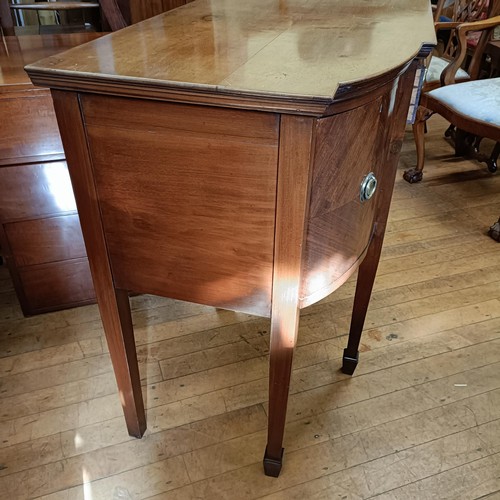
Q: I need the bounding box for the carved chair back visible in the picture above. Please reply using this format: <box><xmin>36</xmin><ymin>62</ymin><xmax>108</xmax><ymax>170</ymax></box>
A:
<box><xmin>435</xmin><ymin>0</ymin><xmax>500</xmax><ymax>84</ymax></box>
<box><xmin>441</xmin><ymin>0</ymin><xmax>490</xmax><ymax>59</ymax></box>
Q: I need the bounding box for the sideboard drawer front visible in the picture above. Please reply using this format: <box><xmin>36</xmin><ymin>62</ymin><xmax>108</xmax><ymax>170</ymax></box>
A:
<box><xmin>0</xmin><ymin>92</ymin><xmax>64</xmax><ymax>164</ymax></box>
<box><xmin>301</xmin><ymin>98</ymin><xmax>386</xmax><ymax>304</ymax></box>
<box><xmin>18</xmin><ymin>258</ymin><xmax>95</xmax><ymax>313</ymax></box>
<box><xmin>0</xmin><ymin>161</ymin><xmax>77</xmax><ymax>222</ymax></box>
<box><xmin>5</xmin><ymin>214</ymin><xmax>86</xmax><ymax>267</ymax></box>
<box><xmin>81</xmin><ymin>96</ymin><xmax>279</xmax><ymax>316</ymax></box>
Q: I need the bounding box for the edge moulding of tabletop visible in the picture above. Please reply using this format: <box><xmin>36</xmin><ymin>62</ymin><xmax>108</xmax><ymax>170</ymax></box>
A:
<box><xmin>25</xmin><ymin>0</ymin><xmax>436</xmax><ymax>478</ymax></box>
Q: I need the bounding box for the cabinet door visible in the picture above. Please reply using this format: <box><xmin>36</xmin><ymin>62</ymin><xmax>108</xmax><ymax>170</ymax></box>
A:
<box><xmin>300</xmin><ymin>95</ymin><xmax>391</xmax><ymax>306</ymax></box>
<box><xmin>80</xmin><ymin>94</ymin><xmax>279</xmax><ymax>316</ymax></box>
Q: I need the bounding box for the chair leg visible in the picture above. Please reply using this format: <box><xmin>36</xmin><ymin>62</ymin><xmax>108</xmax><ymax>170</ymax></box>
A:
<box><xmin>444</xmin><ymin>124</ymin><xmax>455</xmax><ymax>138</ymax></box>
<box><xmin>404</xmin><ymin>106</ymin><xmax>433</xmax><ymax>183</ymax></box>
<box><xmin>454</xmin><ymin>128</ymin><xmax>475</xmax><ymax>157</ymax></box>
<box><xmin>473</xmin><ymin>135</ymin><xmax>483</xmax><ymax>155</ymax></box>
<box><xmin>487</xmin><ymin>142</ymin><xmax>500</xmax><ymax>173</ymax></box>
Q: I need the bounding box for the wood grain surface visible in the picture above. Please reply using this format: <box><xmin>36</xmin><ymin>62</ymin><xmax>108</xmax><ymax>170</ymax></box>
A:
<box><xmin>0</xmin><ymin>116</ymin><xmax>499</xmax><ymax>498</ymax></box>
<box><xmin>300</xmin><ymin>98</ymin><xmax>386</xmax><ymax>306</ymax></box>
<box><xmin>21</xmin><ymin>1</ymin><xmax>436</xmax><ymax>478</ymax></box>
<box><xmin>0</xmin><ymin>162</ymin><xmax>76</xmax><ymax>222</ymax></box>
<box><xmin>0</xmin><ymin>33</ymin><xmax>105</xmax><ymax>88</ymax></box>
<box><xmin>0</xmin><ymin>33</ymin><xmax>104</xmax><ymax>316</ymax></box>
<box><xmin>4</xmin><ymin>215</ymin><xmax>86</xmax><ymax>268</ymax></box>
<box><xmin>343</xmin><ymin>61</ymin><xmax>420</xmax><ymax>374</ymax></box>
<box><xmin>25</xmin><ymin>0</ymin><xmax>435</xmax><ymax>113</ymax></box>
<box><xmin>51</xmin><ymin>90</ymin><xmax>146</xmax><ymax>438</ymax></box>
<box><xmin>82</xmin><ymin>94</ymin><xmax>278</xmax><ymax>317</ymax></box>
<box><xmin>0</xmin><ymin>94</ymin><xmax>63</xmax><ymax>165</ymax></box>
<box><xmin>17</xmin><ymin>258</ymin><xmax>94</xmax><ymax>311</ymax></box>
<box><xmin>265</xmin><ymin>114</ymin><xmax>314</xmax><ymax>474</ymax></box>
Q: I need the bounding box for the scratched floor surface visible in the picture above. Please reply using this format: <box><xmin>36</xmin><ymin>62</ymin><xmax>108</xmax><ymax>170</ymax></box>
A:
<box><xmin>1</xmin><ymin>115</ymin><xmax>500</xmax><ymax>499</ymax></box>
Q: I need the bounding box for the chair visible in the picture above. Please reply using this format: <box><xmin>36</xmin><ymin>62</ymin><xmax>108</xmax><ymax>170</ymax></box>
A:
<box><xmin>433</xmin><ymin>0</ymin><xmax>485</xmax><ymax>57</ymax></box>
<box><xmin>416</xmin><ymin>76</ymin><xmax>500</xmax><ymax>239</ymax></box>
<box><xmin>404</xmin><ymin>11</ymin><xmax>500</xmax><ymax>183</ymax></box>
<box><xmin>427</xmin><ymin>0</ymin><xmax>493</xmax><ymax>89</ymax></box>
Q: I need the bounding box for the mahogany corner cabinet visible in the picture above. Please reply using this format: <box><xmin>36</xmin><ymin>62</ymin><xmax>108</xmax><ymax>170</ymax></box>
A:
<box><xmin>26</xmin><ymin>0</ymin><xmax>435</xmax><ymax>477</ymax></box>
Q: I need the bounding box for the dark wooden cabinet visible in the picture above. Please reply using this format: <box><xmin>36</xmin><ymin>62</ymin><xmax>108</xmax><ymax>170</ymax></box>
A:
<box><xmin>0</xmin><ymin>34</ymin><xmax>100</xmax><ymax>315</ymax></box>
<box><xmin>116</xmin><ymin>0</ymin><xmax>193</xmax><ymax>24</ymax></box>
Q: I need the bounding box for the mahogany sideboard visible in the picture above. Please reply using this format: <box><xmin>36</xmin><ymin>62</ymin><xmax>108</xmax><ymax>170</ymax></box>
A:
<box><xmin>0</xmin><ymin>33</ymin><xmax>102</xmax><ymax>315</ymax></box>
<box><xmin>26</xmin><ymin>0</ymin><xmax>435</xmax><ymax>476</ymax></box>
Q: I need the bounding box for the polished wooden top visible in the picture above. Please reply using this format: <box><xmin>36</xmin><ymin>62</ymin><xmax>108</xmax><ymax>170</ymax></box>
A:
<box><xmin>26</xmin><ymin>0</ymin><xmax>435</xmax><ymax>112</ymax></box>
<box><xmin>0</xmin><ymin>33</ymin><xmax>103</xmax><ymax>91</ymax></box>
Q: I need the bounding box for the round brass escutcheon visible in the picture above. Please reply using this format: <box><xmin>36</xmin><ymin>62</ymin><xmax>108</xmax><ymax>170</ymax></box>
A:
<box><xmin>360</xmin><ymin>172</ymin><xmax>377</xmax><ymax>203</ymax></box>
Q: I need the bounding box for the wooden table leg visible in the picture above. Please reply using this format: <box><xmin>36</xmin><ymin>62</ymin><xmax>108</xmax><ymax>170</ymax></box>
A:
<box><xmin>264</xmin><ymin>299</ymin><xmax>300</xmax><ymax>477</ymax></box>
<box><xmin>51</xmin><ymin>90</ymin><xmax>146</xmax><ymax>438</ymax></box>
<box><xmin>342</xmin><ymin>227</ymin><xmax>384</xmax><ymax>375</ymax></box>
<box><xmin>263</xmin><ymin>114</ymin><xmax>314</xmax><ymax>476</ymax></box>
<box><xmin>344</xmin><ymin>62</ymin><xmax>420</xmax><ymax>375</ymax></box>
<box><xmin>103</xmin><ymin>288</ymin><xmax>146</xmax><ymax>437</ymax></box>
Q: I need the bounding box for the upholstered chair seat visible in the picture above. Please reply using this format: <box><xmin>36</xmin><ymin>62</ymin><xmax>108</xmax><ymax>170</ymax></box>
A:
<box><xmin>404</xmin><ymin>75</ymin><xmax>500</xmax><ymax>186</ymax></box>
<box><xmin>427</xmin><ymin>77</ymin><xmax>500</xmax><ymax>126</ymax></box>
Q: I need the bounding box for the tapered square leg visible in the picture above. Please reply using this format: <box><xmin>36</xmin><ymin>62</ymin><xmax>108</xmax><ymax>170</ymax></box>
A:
<box><xmin>343</xmin><ymin>232</ymin><xmax>383</xmax><ymax>377</ymax></box>
<box><xmin>107</xmin><ymin>288</ymin><xmax>146</xmax><ymax>438</ymax></box>
<box><xmin>345</xmin><ymin>62</ymin><xmax>420</xmax><ymax>376</ymax></box>
<box><xmin>264</xmin><ymin>296</ymin><xmax>300</xmax><ymax>477</ymax></box>
<box><xmin>264</xmin><ymin>114</ymin><xmax>314</xmax><ymax>477</ymax></box>
<box><xmin>51</xmin><ymin>90</ymin><xmax>146</xmax><ymax>439</ymax></box>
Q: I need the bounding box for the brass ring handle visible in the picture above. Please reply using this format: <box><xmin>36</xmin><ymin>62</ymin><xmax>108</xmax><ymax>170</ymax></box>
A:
<box><xmin>360</xmin><ymin>172</ymin><xmax>377</xmax><ymax>203</ymax></box>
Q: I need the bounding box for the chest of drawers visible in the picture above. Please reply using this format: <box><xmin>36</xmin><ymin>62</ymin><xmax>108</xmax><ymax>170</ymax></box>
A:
<box><xmin>0</xmin><ymin>34</ymin><xmax>101</xmax><ymax>314</ymax></box>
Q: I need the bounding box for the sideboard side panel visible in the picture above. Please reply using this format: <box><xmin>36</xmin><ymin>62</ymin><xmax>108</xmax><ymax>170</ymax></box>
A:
<box><xmin>81</xmin><ymin>95</ymin><xmax>279</xmax><ymax>317</ymax></box>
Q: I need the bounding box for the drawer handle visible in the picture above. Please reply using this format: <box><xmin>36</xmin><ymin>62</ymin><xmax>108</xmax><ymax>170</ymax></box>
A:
<box><xmin>360</xmin><ymin>172</ymin><xmax>377</xmax><ymax>203</ymax></box>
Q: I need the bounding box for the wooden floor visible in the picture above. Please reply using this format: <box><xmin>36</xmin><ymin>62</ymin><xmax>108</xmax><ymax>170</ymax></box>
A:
<box><xmin>1</xmin><ymin>116</ymin><xmax>500</xmax><ymax>500</ymax></box>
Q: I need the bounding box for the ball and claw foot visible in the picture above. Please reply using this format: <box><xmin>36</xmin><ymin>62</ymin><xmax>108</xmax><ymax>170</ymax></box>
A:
<box><xmin>263</xmin><ymin>447</ymin><xmax>284</xmax><ymax>477</ymax></box>
<box><xmin>444</xmin><ymin>124</ymin><xmax>455</xmax><ymax>138</ymax></box>
<box><xmin>342</xmin><ymin>349</ymin><xmax>359</xmax><ymax>375</ymax></box>
<box><xmin>403</xmin><ymin>168</ymin><xmax>423</xmax><ymax>184</ymax></box>
<box><xmin>489</xmin><ymin>218</ymin><xmax>500</xmax><ymax>242</ymax></box>
<box><xmin>487</xmin><ymin>158</ymin><xmax>497</xmax><ymax>174</ymax></box>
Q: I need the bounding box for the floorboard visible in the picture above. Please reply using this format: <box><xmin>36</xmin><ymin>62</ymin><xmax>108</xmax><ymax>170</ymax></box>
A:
<box><xmin>0</xmin><ymin>116</ymin><xmax>499</xmax><ymax>499</ymax></box>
